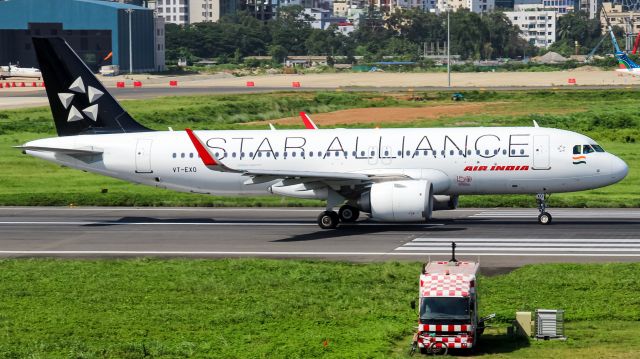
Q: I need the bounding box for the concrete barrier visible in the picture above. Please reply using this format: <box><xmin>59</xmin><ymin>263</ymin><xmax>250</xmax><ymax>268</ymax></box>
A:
<box><xmin>169</xmin><ymin>80</ymin><xmax>178</xmax><ymax>87</ymax></box>
<box><xmin>292</xmin><ymin>81</ymin><xmax>301</xmax><ymax>88</ymax></box>
<box><xmin>133</xmin><ymin>81</ymin><xmax>142</xmax><ymax>88</ymax></box>
<box><xmin>246</xmin><ymin>81</ymin><xmax>255</xmax><ymax>87</ymax></box>
<box><xmin>116</xmin><ymin>81</ymin><xmax>125</xmax><ymax>88</ymax></box>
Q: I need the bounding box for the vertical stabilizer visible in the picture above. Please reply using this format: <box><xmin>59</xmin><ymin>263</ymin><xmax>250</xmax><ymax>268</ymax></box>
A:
<box><xmin>32</xmin><ymin>37</ymin><xmax>152</xmax><ymax>136</ymax></box>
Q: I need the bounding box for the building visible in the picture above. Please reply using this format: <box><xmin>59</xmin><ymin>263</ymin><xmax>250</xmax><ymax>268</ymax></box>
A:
<box><xmin>435</xmin><ymin>0</ymin><xmax>495</xmax><ymax>13</ymax></box>
<box><xmin>0</xmin><ymin>0</ymin><xmax>165</xmax><ymax>72</ymax></box>
<box><xmin>505</xmin><ymin>5</ymin><xmax>557</xmax><ymax>47</ymax></box>
<box><xmin>156</xmin><ymin>0</ymin><xmax>189</xmax><ymax>24</ymax></box>
<box><xmin>514</xmin><ymin>0</ymin><xmax>573</xmax><ymax>13</ymax></box>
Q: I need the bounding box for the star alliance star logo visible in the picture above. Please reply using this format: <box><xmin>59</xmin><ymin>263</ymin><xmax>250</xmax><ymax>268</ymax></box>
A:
<box><xmin>57</xmin><ymin>77</ymin><xmax>103</xmax><ymax>123</ymax></box>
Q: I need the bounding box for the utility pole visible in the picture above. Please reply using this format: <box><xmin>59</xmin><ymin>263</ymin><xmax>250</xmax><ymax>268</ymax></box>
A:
<box><xmin>125</xmin><ymin>8</ymin><xmax>134</xmax><ymax>74</ymax></box>
<box><xmin>447</xmin><ymin>10</ymin><xmax>451</xmax><ymax>87</ymax></box>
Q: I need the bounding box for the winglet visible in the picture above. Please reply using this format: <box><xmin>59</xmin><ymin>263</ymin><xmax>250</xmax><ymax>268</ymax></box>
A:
<box><xmin>185</xmin><ymin>128</ymin><xmax>217</xmax><ymax>166</ymax></box>
<box><xmin>269</xmin><ymin>123</ymin><xmax>276</xmax><ymax>131</ymax></box>
<box><xmin>299</xmin><ymin>111</ymin><xmax>318</xmax><ymax>129</ymax></box>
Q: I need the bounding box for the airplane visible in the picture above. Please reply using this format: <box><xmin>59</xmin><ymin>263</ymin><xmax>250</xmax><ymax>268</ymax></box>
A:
<box><xmin>19</xmin><ymin>38</ymin><xmax>629</xmax><ymax>229</ymax></box>
<box><xmin>608</xmin><ymin>26</ymin><xmax>640</xmax><ymax>73</ymax></box>
<box><xmin>0</xmin><ymin>64</ymin><xmax>42</xmax><ymax>80</ymax></box>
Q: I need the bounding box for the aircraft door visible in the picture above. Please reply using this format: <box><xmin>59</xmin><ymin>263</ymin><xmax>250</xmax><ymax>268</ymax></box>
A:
<box><xmin>135</xmin><ymin>139</ymin><xmax>153</xmax><ymax>173</ymax></box>
<box><xmin>532</xmin><ymin>135</ymin><xmax>550</xmax><ymax>170</ymax></box>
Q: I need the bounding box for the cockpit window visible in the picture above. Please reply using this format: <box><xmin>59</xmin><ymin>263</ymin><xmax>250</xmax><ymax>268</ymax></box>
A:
<box><xmin>573</xmin><ymin>145</ymin><xmax>582</xmax><ymax>155</ymax></box>
<box><xmin>592</xmin><ymin>144</ymin><xmax>605</xmax><ymax>153</ymax></box>
<box><xmin>582</xmin><ymin>145</ymin><xmax>595</xmax><ymax>154</ymax></box>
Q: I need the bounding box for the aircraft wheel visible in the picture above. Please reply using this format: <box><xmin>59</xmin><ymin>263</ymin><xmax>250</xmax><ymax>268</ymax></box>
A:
<box><xmin>538</xmin><ymin>212</ymin><xmax>552</xmax><ymax>225</ymax></box>
<box><xmin>317</xmin><ymin>211</ymin><xmax>339</xmax><ymax>229</ymax></box>
<box><xmin>338</xmin><ymin>205</ymin><xmax>360</xmax><ymax>222</ymax></box>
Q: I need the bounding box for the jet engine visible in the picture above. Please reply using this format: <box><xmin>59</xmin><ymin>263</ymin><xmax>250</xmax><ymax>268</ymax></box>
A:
<box><xmin>432</xmin><ymin>195</ymin><xmax>459</xmax><ymax>211</ymax></box>
<box><xmin>358</xmin><ymin>180</ymin><xmax>433</xmax><ymax>222</ymax></box>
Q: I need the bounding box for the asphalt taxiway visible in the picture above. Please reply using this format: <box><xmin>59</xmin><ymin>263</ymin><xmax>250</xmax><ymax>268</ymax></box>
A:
<box><xmin>0</xmin><ymin>207</ymin><xmax>638</xmax><ymax>268</ymax></box>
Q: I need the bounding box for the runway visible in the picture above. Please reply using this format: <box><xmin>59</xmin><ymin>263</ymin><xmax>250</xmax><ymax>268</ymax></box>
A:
<box><xmin>0</xmin><ymin>207</ymin><xmax>638</xmax><ymax>268</ymax></box>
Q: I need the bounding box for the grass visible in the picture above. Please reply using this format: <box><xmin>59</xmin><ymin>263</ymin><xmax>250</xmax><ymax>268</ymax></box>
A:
<box><xmin>0</xmin><ymin>89</ymin><xmax>638</xmax><ymax>207</ymax></box>
<box><xmin>1</xmin><ymin>259</ymin><xmax>640</xmax><ymax>358</ymax></box>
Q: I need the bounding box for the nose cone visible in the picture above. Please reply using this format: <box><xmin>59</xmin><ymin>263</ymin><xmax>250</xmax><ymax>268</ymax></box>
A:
<box><xmin>610</xmin><ymin>155</ymin><xmax>629</xmax><ymax>183</ymax></box>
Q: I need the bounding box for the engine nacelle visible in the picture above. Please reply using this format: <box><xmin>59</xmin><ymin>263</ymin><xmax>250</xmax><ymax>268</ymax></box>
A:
<box><xmin>359</xmin><ymin>180</ymin><xmax>433</xmax><ymax>222</ymax></box>
<box><xmin>433</xmin><ymin>195</ymin><xmax>459</xmax><ymax>211</ymax></box>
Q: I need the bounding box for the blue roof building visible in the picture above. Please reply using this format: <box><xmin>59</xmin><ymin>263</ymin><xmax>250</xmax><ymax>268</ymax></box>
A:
<box><xmin>0</xmin><ymin>0</ymin><xmax>165</xmax><ymax>72</ymax></box>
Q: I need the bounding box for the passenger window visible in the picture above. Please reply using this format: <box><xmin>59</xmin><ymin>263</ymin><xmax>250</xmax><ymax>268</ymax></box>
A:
<box><xmin>583</xmin><ymin>145</ymin><xmax>594</xmax><ymax>154</ymax></box>
<box><xmin>406</xmin><ymin>150</ymin><xmax>411</xmax><ymax>156</ymax></box>
<box><xmin>309</xmin><ymin>152</ymin><xmax>313</xmax><ymax>157</ymax></box>
<box><xmin>468</xmin><ymin>150</ymin><xmax>472</xmax><ymax>155</ymax></box>
<box><xmin>335</xmin><ymin>152</ymin><xmax>340</xmax><ymax>157</ymax></box>
<box><xmin>485</xmin><ymin>150</ymin><xmax>489</xmax><ymax>155</ymax></box>
<box><xmin>502</xmin><ymin>149</ymin><xmax>506</xmax><ymax>155</ymax></box>
<box><xmin>384</xmin><ymin>151</ymin><xmax>389</xmax><ymax>156</ymax></box>
<box><xmin>361</xmin><ymin>151</ymin><xmax>366</xmax><ymax>156</ymax></box>
<box><xmin>172</xmin><ymin>153</ymin><xmax>176</xmax><ymax>158</ymax></box>
<box><xmin>573</xmin><ymin>145</ymin><xmax>582</xmax><ymax>154</ymax></box>
<box><xmin>450</xmin><ymin>150</ymin><xmax>454</xmax><ymax>155</ymax></box>
<box><xmin>317</xmin><ymin>151</ymin><xmax>322</xmax><ymax>157</ymax></box>
<box><xmin>232</xmin><ymin>152</ymin><xmax>236</xmax><ymax>158</ymax></box>
<box><xmin>266</xmin><ymin>152</ymin><xmax>271</xmax><ymax>157</ymax></box>
<box><xmin>292</xmin><ymin>152</ymin><xmax>296</xmax><ymax>157</ymax></box>
<box><xmin>257</xmin><ymin>152</ymin><xmax>262</xmax><ymax>158</ymax></box>
<box><xmin>181</xmin><ymin>153</ymin><xmax>185</xmax><ymax>158</ymax></box>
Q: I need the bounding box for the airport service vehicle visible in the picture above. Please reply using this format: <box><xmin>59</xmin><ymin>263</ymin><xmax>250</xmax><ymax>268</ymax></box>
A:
<box><xmin>19</xmin><ymin>38</ymin><xmax>629</xmax><ymax>229</ymax></box>
<box><xmin>410</xmin><ymin>246</ymin><xmax>492</xmax><ymax>355</ymax></box>
<box><xmin>0</xmin><ymin>64</ymin><xmax>42</xmax><ymax>80</ymax></box>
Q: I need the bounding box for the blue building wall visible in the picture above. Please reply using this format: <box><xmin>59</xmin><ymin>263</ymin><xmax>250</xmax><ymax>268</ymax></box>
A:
<box><xmin>0</xmin><ymin>0</ymin><xmax>154</xmax><ymax>70</ymax></box>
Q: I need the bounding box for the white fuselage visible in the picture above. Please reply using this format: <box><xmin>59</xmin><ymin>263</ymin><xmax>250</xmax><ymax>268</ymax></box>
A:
<box><xmin>25</xmin><ymin>127</ymin><xmax>628</xmax><ymax>198</ymax></box>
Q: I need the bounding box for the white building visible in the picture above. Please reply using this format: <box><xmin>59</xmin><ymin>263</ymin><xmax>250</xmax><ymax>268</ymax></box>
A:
<box><xmin>435</xmin><ymin>0</ymin><xmax>495</xmax><ymax>13</ymax></box>
<box><xmin>303</xmin><ymin>8</ymin><xmax>348</xmax><ymax>30</ymax></box>
<box><xmin>505</xmin><ymin>6</ymin><xmax>557</xmax><ymax>47</ymax></box>
<box><xmin>156</xmin><ymin>0</ymin><xmax>189</xmax><ymax>24</ymax></box>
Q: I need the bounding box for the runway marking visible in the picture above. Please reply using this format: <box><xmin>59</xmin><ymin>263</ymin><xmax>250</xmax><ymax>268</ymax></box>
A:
<box><xmin>470</xmin><ymin>210</ymin><xmax>640</xmax><ymax>219</ymax></box>
<box><xmin>0</xmin><ymin>207</ymin><xmax>322</xmax><ymax>212</ymax></box>
<box><xmin>0</xmin><ymin>221</ymin><xmax>444</xmax><ymax>227</ymax></box>
<box><xmin>1</xmin><ymin>250</ymin><xmax>640</xmax><ymax>257</ymax></box>
<box><xmin>395</xmin><ymin>237</ymin><xmax>640</xmax><ymax>255</ymax></box>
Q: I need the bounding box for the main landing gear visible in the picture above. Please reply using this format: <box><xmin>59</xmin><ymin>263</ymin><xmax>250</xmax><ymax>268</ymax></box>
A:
<box><xmin>317</xmin><ymin>205</ymin><xmax>360</xmax><ymax>229</ymax></box>
<box><xmin>536</xmin><ymin>193</ymin><xmax>552</xmax><ymax>225</ymax></box>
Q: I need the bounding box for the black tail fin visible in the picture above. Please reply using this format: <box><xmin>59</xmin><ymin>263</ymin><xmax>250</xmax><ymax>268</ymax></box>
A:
<box><xmin>32</xmin><ymin>37</ymin><xmax>152</xmax><ymax>136</ymax></box>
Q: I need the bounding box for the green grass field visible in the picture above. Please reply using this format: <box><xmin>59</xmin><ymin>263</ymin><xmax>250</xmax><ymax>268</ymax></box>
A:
<box><xmin>1</xmin><ymin>259</ymin><xmax>639</xmax><ymax>358</ymax></box>
<box><xmin>0</xmin><ymin>89</ymin><xmax>638</xmax><ymax>207</ymax></box>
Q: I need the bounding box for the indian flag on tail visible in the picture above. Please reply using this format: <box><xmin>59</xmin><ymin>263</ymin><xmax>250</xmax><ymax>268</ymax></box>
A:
<box><xmin>572</xmin><ymin>155</ymin><xmax>586</xmax><ymax>165</ymax></box>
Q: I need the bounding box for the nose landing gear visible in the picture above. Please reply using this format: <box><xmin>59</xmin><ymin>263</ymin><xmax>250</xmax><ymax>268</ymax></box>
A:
<box><xmin>536</xmin><ymin>193</ymin><xmax>552</xmax><ymax>225</ymax></box>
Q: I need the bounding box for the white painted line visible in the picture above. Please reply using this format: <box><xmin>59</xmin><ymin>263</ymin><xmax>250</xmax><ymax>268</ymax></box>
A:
<box><xmin>0</xmin><ymin>207</ymin><xmax>322</xmax><ymax>212</ymax></box>
<box><xmin>0</xmin><ymin>250</ymin><xmax>640</xmax><ymax>257</ymax></box>
<box><xmin>403</xmin><ymin>242</ymin><xmax>640</xmax><ymax>247</ymax></box>
<box><xmin>411</xmin><ymin>238</ymin><xmax>640</xmax><ymax>243</ymax></box>
<box><xmin>0</xmin><ymin>221</ymin><xmax>317</xmax><ymax>226</ymax></box>
<box><xmin>395</xmin><ymin>247</ymin><xmax>640</xmax><ymax>252</ymax></box>
<box><xmin>0</xmin><ymin>221</ymin><xmax>444</xmax><ymax>227</ymax></box>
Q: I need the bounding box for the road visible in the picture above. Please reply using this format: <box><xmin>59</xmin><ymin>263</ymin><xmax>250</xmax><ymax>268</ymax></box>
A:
<box><xmin>0</xmin><ymin>207</ymin><xmax>638</xmax><ymax>268</ymax></box>
<box><xmin>2</xmin><ymin>85</ymin><xmax>640</xmax><ymax>109</ymax></box>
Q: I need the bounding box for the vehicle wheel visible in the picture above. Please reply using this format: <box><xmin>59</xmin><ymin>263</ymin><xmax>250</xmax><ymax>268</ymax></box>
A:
<box><xmin>429</xmin><ymin>342</ymin><xmax>448</xmax><ymax>356</ymax></box>
<box><xmin>338</xmin><ymin>205</ymin><xmax>360</xmax><ymax>222</ymax></box>
<box><xmin>538</xmin><ymin>212</ymin><xmax>552</xmax><ymax>225</ymax></box>
<box><xmin>317</xmin><ymin>211</ymin><xmax>339</xmax><ymax>229</ymax></box>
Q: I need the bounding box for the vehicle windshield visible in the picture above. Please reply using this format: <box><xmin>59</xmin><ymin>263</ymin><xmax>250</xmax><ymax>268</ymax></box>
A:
<box><xmin>591</xmin><ymin>144</ymin><xmax>605</xmax><ymax>153</ymax></box>
<box><xmin>420</xmin><ymin>297</ymin><xmax>470</xmax><ymax>321</ymax></box>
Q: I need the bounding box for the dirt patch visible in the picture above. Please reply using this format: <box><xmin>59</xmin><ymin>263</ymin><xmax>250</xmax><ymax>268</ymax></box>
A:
<box><xmin>248</xmin><ymin>103</ymin><xmax>491</xmax><ymax>127</ymax></box>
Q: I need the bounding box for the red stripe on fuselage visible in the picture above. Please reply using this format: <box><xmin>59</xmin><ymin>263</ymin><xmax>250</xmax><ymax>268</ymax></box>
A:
<box><xmin>185</xmin><ymin>128</ymin><xmax>217</xmax><ymax>166</ymax></box>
